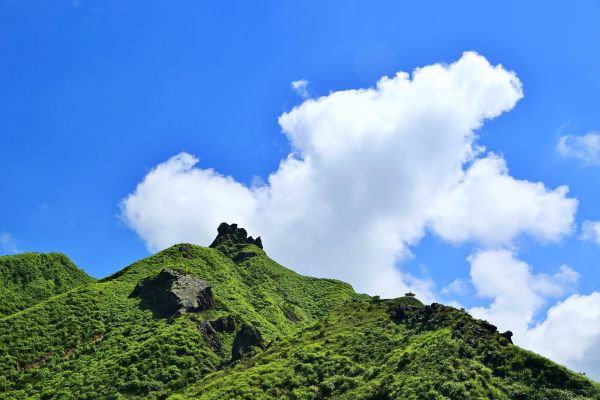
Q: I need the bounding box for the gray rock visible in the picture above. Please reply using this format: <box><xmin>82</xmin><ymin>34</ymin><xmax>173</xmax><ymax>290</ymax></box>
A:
<box><xmin>130</xmin><ymin>269</ymin><xmax>214</xmax><ymax>318</ymax></box>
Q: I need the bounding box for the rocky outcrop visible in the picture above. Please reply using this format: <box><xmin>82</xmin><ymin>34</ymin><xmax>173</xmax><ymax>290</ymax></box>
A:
<box><xmin>391</xmin><ymin>301</ymin><xmax>513</xmax><ymax>347</ymax></box>
<box><xmin>210</xmin><ymin>222</ymin><xmax>263</xmax><ymax>249</ymax></box>
<box><xmin>198</xmin><ymin>315</ymin><xmax>238</xmax><ymax>355</ymax></box>
<box><xmin>130</xmin><ymin>269</ymin><xmax>214</xmax><ymax>318</ymax></box>
<box><xmin>232</xmin><ymin>324</ymin><xmax>264</xmax><ymax>361</ymax></box>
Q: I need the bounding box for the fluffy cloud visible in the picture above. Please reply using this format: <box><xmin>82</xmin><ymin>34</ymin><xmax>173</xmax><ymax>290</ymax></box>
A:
<box><xmin>430</xmin><ymin>155</ymin><xmax>576</xmax><ymax>245</ymax></box>
<box><xmin>527</xmin><ymin>293</ymin><xmax>600</xmax><ymax>379</ymax></box>
<box><xmin>557</xmin><ymin>132</ymin><xmax>600</xmax><ymax>165</ymax></box>
<box><xmin>121</xmin><ymin>52</ymin><xmax>576</xmax><ymax>300</ymax></box>
<box><xmin>0</xmin><ymin>232</ymin><xmax>18</xmax><ymax>254</ymax></box>
<box><xmin>581</xmin><ymin>220</ymin><xmax>600</xmax><ymax>246</ymax></box>
<box><xmin>466</xmin><ymin>250</ymin><xmax>600</xmax><ymax>379</ymax></box>
<box><xmin>469</xmin><ymin>250</ymin><xmax>578</xmax><ymax>334</ymax></box>
<box><xmin>291</xmin><ymin>79</ymin><xmax>310</xmax><ymax>98</ymax></box>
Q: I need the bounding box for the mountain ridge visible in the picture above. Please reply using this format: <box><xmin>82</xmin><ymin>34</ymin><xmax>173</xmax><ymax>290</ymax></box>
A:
<box><xmin>0</xmin><ymin>223</ymin><xmax>598</xmax><ymax>399</ymax></box>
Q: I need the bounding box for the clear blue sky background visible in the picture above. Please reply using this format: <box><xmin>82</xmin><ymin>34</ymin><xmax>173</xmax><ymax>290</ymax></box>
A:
<box><xmin>1</xmin><ymin>1</ymin><xmax>600</xmax><ymax>306</ymax></box>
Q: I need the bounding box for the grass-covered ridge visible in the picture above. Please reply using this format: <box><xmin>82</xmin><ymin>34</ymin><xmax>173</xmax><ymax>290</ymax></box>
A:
<box><xmin>0</xmin><ymin>223</ymin><xmax>598</xmax><ymax>399</ymax></box>
<box><xmin>0</xmin><ymin>252</ymin><xmax>94</xmax><ymax>318</ymax></box>
<box><xmin>174</xmin><ymin>298</ymin><xmax>600</xmax><ymax>400</ymax></box>
<box><xmin>0</xmin><ymin>234</ymin><xmax>358</xmax><ymax>399</ymax></box>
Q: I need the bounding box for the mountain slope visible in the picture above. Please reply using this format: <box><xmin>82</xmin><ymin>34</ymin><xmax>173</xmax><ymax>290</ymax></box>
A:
<box><xmin>174</xmin><ymin>297</ymin><xmax>600</xmax><ymax>399</ymax></box>
<box><xmin>0</xmin><ymin>223</ymin><xmax>598</xmax><ymax>399</ymax></box>
<box><xmin>0</xmin><ymin>252</ymin><xmax>94</xmax><ymax>318</ymax></box>
<box><xmin>0</xmin><ymin>224</ymin><xmax>358</xmax><ymax>399</ymax></box>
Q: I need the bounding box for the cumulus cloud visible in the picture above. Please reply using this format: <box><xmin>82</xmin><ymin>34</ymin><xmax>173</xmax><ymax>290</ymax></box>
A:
<box><xmin>581</xmin><ymin>220</ymin><xmax>600</xmax><ymax>246</ymax></box>
<box><xmin>469</xmin><ymin>250</ymin><xmax>578</xmax><ymax>333</ymax></box>
<box><xmin>0</xmin><ymin>232</ymin><xmax>18</xmax><ymax>254</ymax></box>
<box><xmin>430</xmin><ymin>155</ymin><xmax>576</xmax><ymax>245</ymax></box>
<box><xmin>557</xmin><ymin>132</ymin><xmax>600</xmax><ymax>165</ymax></box>
<box><xmin>527</xmin><ymin>293</ymin><xmax>600</xmax><ymax>379</ymax></box>
<box><xmin>465</xmin><ymin>250</ymin><xmax>600</xmax><ymax>379</ymax></box>
<box><xmin>291</xmin><ymin>79</ymin><xmax>310</xmax><ymax>98</ymax></box>
<box><xmin>121</xmin><ymin>52</ymin><xmax>576</xmax><ymax>301</ymax></box>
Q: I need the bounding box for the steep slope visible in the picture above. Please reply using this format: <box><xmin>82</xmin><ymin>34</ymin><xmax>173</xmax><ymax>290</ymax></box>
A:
<box><xmin>0</xmin><ymin>252</ymin><xmax>94</xmax><ymax>318</ymax></box>
<box><xmin>0</xmin><ymin>224</ymin><xmax>358</xmax><ymax>399</ymax></box>
<box><xmin>174</xmin><ymin>297</ymin><xmax>600</xmax><ymax>400</ymax></box>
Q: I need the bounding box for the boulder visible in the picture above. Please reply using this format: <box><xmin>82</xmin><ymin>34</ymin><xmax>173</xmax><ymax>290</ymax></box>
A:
<box><xmin>130</xmin><ymin>269</ymin><xmax>214</xmax><ymax>318</ymax></box>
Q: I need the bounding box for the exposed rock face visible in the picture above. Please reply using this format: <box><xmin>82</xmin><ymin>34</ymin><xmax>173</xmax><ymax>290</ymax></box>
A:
<box><xmin>232</xmin><ymin>324</ymin><xmax>264</xmax><ymax>361</ymax></box>
<box><xmin>198</xmin><ymin>316</ymin><xmax>238</xmax><ymax>355</ymax></box>
<box><xmin>210</xmin><ymin>222</ymin><xmax>263</xmax><ymax>249</ymax></box>
<box><xmin>130</xmin><ymin>269</ymin><xmax>214</xmax><ymax>318</ymax></box>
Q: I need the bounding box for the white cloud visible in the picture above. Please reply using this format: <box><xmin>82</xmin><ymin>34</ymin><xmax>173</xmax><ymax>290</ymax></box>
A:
<box><xmin>557</xmin><ymin>132</ymin><xmax>600</xmax><ymax>165</ymax></box>
<box><xmin>121</xmin><ymin>52</ymin><xmax>576</xmax><ymax>301</ymax></box>
<box><xmin>469</xmin><ymin>250</ymin><xmax>578</xmax><ymax>334</ymax></box>
<box><xmin>291</xmin><ymin>79</ymin><xmax>310</xmax><ymax>98</ymax></box>
<box><xmin>430</xmin><ymin>155</ymin><xmax>576</xmax><ymax>245</ymax></box>
<box><xmin>581</xmin><ymin>220</ymin><xmax>600</xmax><ymax>246</ymax></box>
<box><xmin>0</xmin><ymin>232</ymin><xmax>18</xmax><ymax>254</ymax></box>
<box><xmin>465</xmin><ymin>250</ymin><xmax>600</xmax><ymax>379</ymax></box>
<box><xmin>527</xmin><ymin>293</ymin><xmax>600</xmax><ymax>379</ymax></box>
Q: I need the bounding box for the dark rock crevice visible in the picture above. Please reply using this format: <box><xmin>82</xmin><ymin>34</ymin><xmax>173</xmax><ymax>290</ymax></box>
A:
<box><xmin>232</xmin><ymin>323</ymin><xmax>264</xmax><ymax>361</ymax></box>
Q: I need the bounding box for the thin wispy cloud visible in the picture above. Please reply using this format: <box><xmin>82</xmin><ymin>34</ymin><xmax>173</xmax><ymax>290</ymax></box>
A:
<box><xmin>557</xmin><ymin>132</ymin><xmax>600</xmax><ymax>165</ymax></box>
<box><xmin>581</xmin><ymin>220</ymin><xmax>600</xmax><ymax>246</ymax></box>
<box><xmin>291</xmin><ymin>79</ymin><xmax>310</xmax><ymax>98</ymax></box>
<box><xmin>0</xmin><ymin>232</ymin><xmax>19</xmax><ymax>255</ymax></box>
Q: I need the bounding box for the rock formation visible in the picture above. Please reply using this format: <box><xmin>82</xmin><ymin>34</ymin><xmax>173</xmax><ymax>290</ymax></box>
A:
<box><xmin>130</xmin><ymin>269</ymin><xmax>214</xmax><ymax>318</ymax></box>
<box><xmin>210</xmin><ymin>222</ymin><xmax>263</xmax><ymax>249</ymax></box>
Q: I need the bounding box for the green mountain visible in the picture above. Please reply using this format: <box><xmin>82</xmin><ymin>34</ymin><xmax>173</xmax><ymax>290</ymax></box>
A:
<box><xmin>0</xmin><ymin>223</ymin><xmax>598</xmax><ymax>399</ymax></box>
<box><xmin>0</xmin><ymin>252</ymin><xmax>94</xmax><ymax>318</ymax></box>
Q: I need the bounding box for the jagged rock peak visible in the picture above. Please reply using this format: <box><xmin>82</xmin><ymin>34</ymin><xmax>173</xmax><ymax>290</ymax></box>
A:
<box><xmin>209</xmin><ymin>222</ymin><xmax>263</xmax><ymax>249</ymax></box>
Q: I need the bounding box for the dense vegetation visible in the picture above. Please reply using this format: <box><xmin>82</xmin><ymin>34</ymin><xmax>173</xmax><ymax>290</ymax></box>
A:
<box><xmin>0</xmin><ymin>235</ymin><xmax>357</xmax><ymax>399</ymax></box>
<box><xmin>0</xmin><ymin>225</ymin><xmax>598</xmax><ymax>399</ymax></box>
<box><xmin>175</xmin><ymin>297</ymin><xmax>599</xmax><ymax>399</ymax></box>
<box><xmin>0</xmin><ymin>252</ymin><xmax>94</xmax><ymax>318</ymax></box>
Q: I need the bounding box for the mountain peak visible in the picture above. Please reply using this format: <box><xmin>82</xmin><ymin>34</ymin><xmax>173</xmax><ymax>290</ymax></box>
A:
<box><xmin>209</xmin><ymin>222</ymin><xmax>263</xmax><ymax>249</ymax></box>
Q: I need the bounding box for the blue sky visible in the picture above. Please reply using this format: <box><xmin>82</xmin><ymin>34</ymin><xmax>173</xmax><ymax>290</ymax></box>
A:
<box><xmin>2</xmin><ymin>0</ymin><xmax>600</xmax><ymax>376</ymax></box>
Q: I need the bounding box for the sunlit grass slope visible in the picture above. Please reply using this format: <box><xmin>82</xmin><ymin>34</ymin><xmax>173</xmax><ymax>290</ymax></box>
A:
<box><xmin>0</xmin><ymin>242</ymin><xmax>357</xmax><ymax>399</ymax></box>
<box><xmin>0</xmin><ymin>252</ymin><xmax>94</xmax><ymax>319</ymax></box>
<box><xmin>174</xmin><ymin>297</ymin><xmax>600</xmax><ymax>400</ymax></box>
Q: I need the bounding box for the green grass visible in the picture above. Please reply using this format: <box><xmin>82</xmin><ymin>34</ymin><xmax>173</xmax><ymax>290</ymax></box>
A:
<box><xmin>0</xmin><ymin>242</ymin><xmax>598</xmax><ymax>399</ymax></box>
<box><xmin>0</xmin><ymin>252</ymin><xmax>94</xmax><ymax>319</ymax></box>
<box><xmin>174</xmin><ymin>299</ymin><xmax>600</xmax><ymax>400</ymax></box>
<box><xmin>0</xmin><ymin>243</ymin><xmax>357</xmax><ymax>399</ymax></box>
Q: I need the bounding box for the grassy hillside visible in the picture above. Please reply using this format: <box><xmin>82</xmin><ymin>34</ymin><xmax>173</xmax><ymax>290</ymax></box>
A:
<box><xmin>0</xmin><ymin>236</ymin><xmax>358</xmax><ymax>399</ymax></box>
<box><xmin>0</xmin><ymin>252</ymin><xmax>94</xmax><ymax>318</ymax></box>
<box><xmin>0</xmin><ymin>224</ymin><xmax>598</xmax><ymax>399</ymax></box>
<box><xmin>173</xmin><ymin>297</ymin><xmax>600</xmax><ymax>399</ymax></box>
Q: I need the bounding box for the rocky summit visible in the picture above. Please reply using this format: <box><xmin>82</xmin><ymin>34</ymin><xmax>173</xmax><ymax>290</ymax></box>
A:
<box><xmin>210</xmin><ymin>222</ymin><xmax>263</xmax><ymax>249</ymax></box>
<box><xmin>0</xmin><ymin>223</ymin><xmax>598</xmax><ymax>399</ymax></box>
